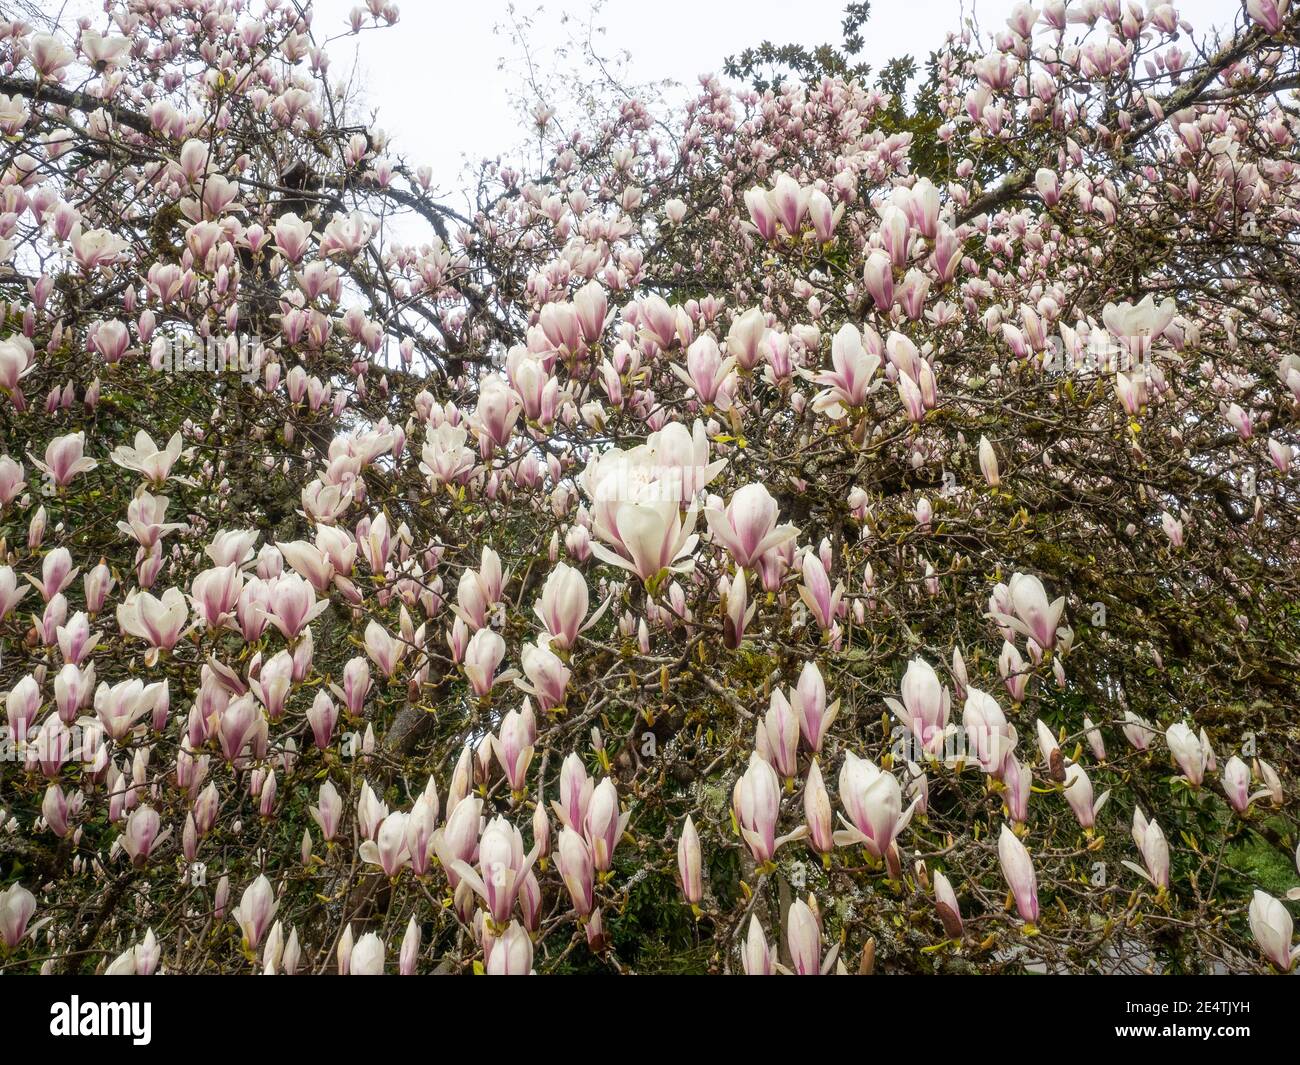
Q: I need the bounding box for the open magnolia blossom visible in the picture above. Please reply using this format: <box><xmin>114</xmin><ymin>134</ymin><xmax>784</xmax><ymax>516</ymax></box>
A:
<box><xmin>0</xmin><ymin>0</ymin><xmax>1296</xmax><ymax>978</ymax></box>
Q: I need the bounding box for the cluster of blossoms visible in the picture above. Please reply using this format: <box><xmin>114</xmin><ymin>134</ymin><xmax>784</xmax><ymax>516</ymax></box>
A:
<box><xmin>0</xmin><ymin>0</ymin><xmax>1297</xmax><ymax>975</ymax></box>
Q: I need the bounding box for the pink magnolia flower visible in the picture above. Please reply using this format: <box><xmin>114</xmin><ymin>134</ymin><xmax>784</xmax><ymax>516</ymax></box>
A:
<box><xmin>583</xmin><ymin>778</ymin><xmax>630</xmax><ymax>872</ymax></box>
<box><xmin>348</xmin><ymin>933</ymin><xmax>384</xmax><ymax>976</ymax></box>
<box><xmin>490</xmin><ymin>704</ymin><xmax>535</xmax><ymax>796</ymax></box>
<box><xmin>1248</xmin><ymin>890</ymin><xmax>1298</xmax><ymax>971</ymax></box>
<box><xmin>309</xmin><ymin>780</ymin><xmax>343</xmax><ymax>841</ymax></box>
<box><xmin>704</xmin><ymin>483</ymin><xmax>799</xmax><ymax>568</ymax></box>
<box><xmin>792</xmin><ymin>661</ymin><xmax>838</xmax><ymax>753</ymax></box>
<box><xmin>306</xmin><ymin>690</ymin><xmax>339</xmax><ymax>749</ymax></box>
<box><xmin>117</xmin><ymin>490</ymin><xmax>186</xmax><ymax>548</ymax></box>
<box><xmin>5</xmin><ymin>674</ymin><xmax>41</xmax><ymax>743</ymax></box>
<box><xmin>898</xmin><ymin>371</ymin><xmax>926</xmax><ymax>423</ymax></box>
<box><xmin>454</xmin><ymin>565</ymin><xmax>493</xmax><ymax>631</ymax></box>
<box><xmin>803</xmin><ymin>760</ymin><xmax>835</xmax><ymax>857</ymax></box>
<box><xmin>0</xmin><ymin>884</ymin><xmax>37</xmax><ymax>949</ymax></box>
<box><xmin>82</xmin><ymin>561</ymin><xmax>113</xmax><ymax>614</ymax></box>
<box><xmin>834</xmin><ymin>752</ymin><xmax>917</xmax><ymax>863</ymax></box>
<box><xmin>551</xmin><ymin>752</ymin><xmax>594</xmax><ymax>831</ymax></box>
<box><xmin>999</xmin><ymin>751</ymin><xmax>1030</xmax><ymax>825</ymax></box>
<box><xmin>979</xmin><ymin>436</ymin><xmax>1001</xmax><ymax>487</ymax></box>
<box><xmin>797</xmin><ymin>553</ymin><xmax>843</xmax><ymax>631</ymax></box>
<box><xmin>886</xmin><ymin>656</ymin><xmax>951</xmax><ymax>756</ymax></box>
<box><xmin>116</xmin><ymin>587</ymin><xmax>189</xmax><ymax>662</ymax></box>
<box><xmin>452</xmin><ymin>816</ymin><xmax>541</xmax><ymax>926</ymax></box>
<box><xmin>0</xmin><ymin>566</ymin><xmax>29</xmax><ymax>620</ymax></box>
<box><xmin>0</xmin><ymin>336</ymin><xmax>36</xmax><ymax>405</ymax></box>
<box><xmin>742</xmin><ymin>915</ymin><xmax>774</xmax><ymax>975</ymax></box>
<box><xmin>431</xmin><ymin>795</ymin><xmax>482</xmax><ymax>892</ymax></box>
<box><xmin>673</xmin><ymin>334</ymin><xmax>736</xmax><ymax>408</ymax></box>
<box><xmin>1122</xmin><ymin>711</ymin><xmax>1158</xmax><ymax>751</ymax></box>
<box><xmin>1062</xmin><ymin>762</ymin><xmax>1109</xmax><ymax>830</ymax></box>
<box><xmin>272</xmin><ymin>213</ymin><xmax>313</xmax><ymax>262</ymax></box>
<box><xmin>463</xmin><ymin>627</ymin><xmax>509</xmax><ymax>697</ymax></box>
<box><xmin>262</xmin><ymin>573</ymin><xmax>329</xmax><ymax>641</ymax></box>
<box><xmin>233</xmin><ymin>874</ymin><xmax>278</xmax><ymax>949</ymax></box>
<box><xmin>121</xmin><ymin>805</ymin><xmax>169</xmax><ymax>866</ymax></box>
<box><xmin>1222</xmin><ymin>755</ymin><xmax>1252</xmax><ymax>813</ymax></box>
<box><xmin>539</xmin><ymin>302</ymin><xmax>581</xmax><ymax>354</ymax></box>
<box><xmin>863</xmin><ymin>249</ymin><xmax>894</xmax><ymax>311</ymax></box>
<box><xmin>484</xmin><ymin>921</ymin><xmax>534</xmax><ymax>975</ymax></box>
<box><xmin>94</xmin><ymin>678</ymin><xmax>164</xmax><ymax>741</ymax></box>
<box><xmin>472</xmin><ymin>377</ymin><xmax>524</xmax><ymax>449</ymax></box>
<box><xmin>1247</xmin><ymin>0</ymin><xmax>1287</xmax><ymax>33</ymax></box>
<box><xmin>733</xmin><ymin>752</ymin><xmax>804</xmax><ymax>863</ymax></box>
<box><xmin>1126</xmin><ymin>807</ymin><xmax>1170</xmax><ymax>890</ymax></box>
<box><xmin>534</xmin><ymin>562</ymin><xmax>605</xmax><ymax>650</ymax></box>
<box><xmin>420</xmin><ymin>423</ymin><xmax>477</xmax><ymax>486</ymax></box>
<box><xmin>960</xmin><ymin>687</ymin><xmax>1014</xmax><ymax>776</ymax></box>
<box><xmin>1161</xmin><ymin>511</ymin><xmax>1184</xmax><ymax>548</ymax></box>
<box><xmin>574</xmin><ymin>281</ymin><xmax>608</xmax><ymax>344</ymax></box>
<box><xmin>0</xmin><ymin>455</ymin><xmax>26</xmax><ymax>505</ymax></box>
<box><xmin>331</xmin><ymin>657</ymin><xmax>372</xmax><ymax>717</ymax></box>
<box><xmin>744</xmin><ymin>185</ymin><xmax>778</xmax><ymax>241</ymax></box>
<box><xmin>726</xmin><ymin>307</ymin><xmax>768</xmax><ymax>372</ymax></box>
<box><xmin>406</xmin><ymin>792</ymin><xmax>439</xmax><ymax>877</ymax></box>
<box><xmin>584</xmin><ymin>478</ymin><xmax>699</xmax><ymax>584</ymax></box>
<box><xmin>997</xmin><ymin>823</ymin><xmax>1039</xmax><ymax>925</ymax></box>
<box><xmin>1166</xmin><ymin>722</ymin><xmax>1211</xmax><ymax>787</ymax></box>
<box><xmin>360</xmin><ymin>811</ymin><xmax>411</xmax><ymax>877</ymax></box>
<box><xmin>91</xmin><ymin>319</ymin><xmax>130</xmax><ymax>364</ymax></box>
<box><xmin>806</xmin><ymin>188</ymin><xmax>841</xmax><ymax>242</ymax></box>
<box><xmin>31</xmin><ymin>546</ymin><xmax>76</xmax><ymax>601</ymax></box>
<box><xmin>999</xmin><ymin>640</ymin><xmax>1029</xmax><ymax>703</ymax></box>
<box><xmin>30</xmin><ymin>432</ymin><xmax>97</xmax><ymax>487</ymax></box>
<box><xmin>756</xmin><ymin>689</ymin><xmax>801</xmax><ymax>783</ymax></box>
<box><xmin>277</xmin><ymin>539</ymin><xmax>335</xmax><ymax>593</ymax></box>
<box><xmin>251</xmin><ymin>650</ymin><xmax>293</xmax><ymax>720</ymax></box>
<box><xmin>517</xmin><ymin>638</ymin><xmax>569</xmax><ymax>711</ymax></box>
<box><xmin>678</xmin><ymin>815</ymin><xmax>703</xmax><ymax>905</ymax></box>
<box><xmin>555</xmin><ymin>826</ymin><xmax>595</xmax><ymax>917</ymax></box>
<box><xmin>205</xmin><ymin>529</ymin><xmax>259</xmax><ymax>568</ymax></box>
<box><xmin>70</xmin><ymin>227</ymin><xmax>128</xmax><ymax>270</ymax></box>
<box><xmin>998</xmin><ymin>572</ymin><xmax>1066</xmax><ymax>650</ymax></box>
<box><xmin>110</xmin><ymin>430</ymin><xmax>184</xmax><ymax>484</ymax></box>
<box><xmin>812</xmin><ymin>324</ymin><xmax>881</xmax><ymax>418</ymax></box>
<box><xmin>934</xmin><ymin>870</ymin><xmax>963</xmax><ymax>939</ymax></box>
<box><xmin>217</xmin><ymin>694</ymin><xmax>262</xmax><ymax>761</ymax></box>
<box><xmin>786</xmin><ymin>897</ymin><xmax>832</xmax><ymax>975</ymax></box>
<box><xmin>1221</xmin><ymin>755</ymin><xmax>1272</xmax><ymax>815</ymax></box>
<box><xmin>364</xmin><ymin>620</ymin><xmax>405</xmax><ymax>678</ymax></box>
<box><xmin>190</xmin><ymin>564</ymin><xmax>244</xmax><ymax>630</ymax></box>
<box><xmin>721</xmin><ymin>568</ymin><xmax>755</xmax><ymax>649</ymax></box>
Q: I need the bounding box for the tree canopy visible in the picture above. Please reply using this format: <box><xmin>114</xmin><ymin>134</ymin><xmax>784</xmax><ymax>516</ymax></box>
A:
<box><xmin>0</xmin><ymin>0</ymin><xmax>1298</xmax><ymax>975</ymax></box>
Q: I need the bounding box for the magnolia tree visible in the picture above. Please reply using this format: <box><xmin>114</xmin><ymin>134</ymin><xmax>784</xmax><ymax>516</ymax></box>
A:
<box><xmin>0</xmin><ymin>0</ymin><xmax>1298</xmax><ymax>977</ymax></box>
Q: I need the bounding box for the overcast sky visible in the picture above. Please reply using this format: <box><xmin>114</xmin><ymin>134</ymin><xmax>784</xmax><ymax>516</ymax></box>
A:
<box><xmin>304</xmin><ymin>0</ymin><xmax>1241</xmax><ymax>204</ymax></box>
<box><xmin>51</xmin><ymin>0</ymin><xmax>1242</xmax><ymax>199</ymax></box>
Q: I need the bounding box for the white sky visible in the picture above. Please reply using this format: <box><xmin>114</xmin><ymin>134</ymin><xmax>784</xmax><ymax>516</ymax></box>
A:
<box><xmin>54</xmin><ymin>0</ymin><xmax>1242</xmax><ymax>201</ymax></box>
<box><xmin>306</xmin><ymin>0</ymin><xmax>1243</xmax><ymax>206</ymax></box>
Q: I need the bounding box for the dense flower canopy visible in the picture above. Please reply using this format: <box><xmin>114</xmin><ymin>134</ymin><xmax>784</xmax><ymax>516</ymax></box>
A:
<box><xmin>0</xmin><ymin>0</ymin><xmax>1298</xmax><ymax>975</ymax></box>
